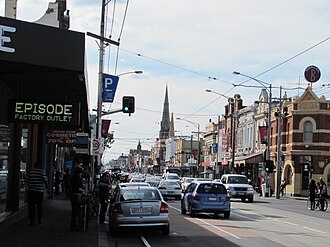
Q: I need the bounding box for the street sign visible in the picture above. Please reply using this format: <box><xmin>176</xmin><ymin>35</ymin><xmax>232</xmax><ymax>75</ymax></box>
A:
<box><xmin>92</xmin><ymin>138</ymin><xmax>104</xmax><ymax>155</ymax></box>
<box><xmin>304</xmin><ymin>65</ymin><xmax>321</xmax><ymax>83</ymax></box>
<box><xmin>102</xmin><ymin>74</ymin><xmax>119</xmax><ymax>102</ymax></box>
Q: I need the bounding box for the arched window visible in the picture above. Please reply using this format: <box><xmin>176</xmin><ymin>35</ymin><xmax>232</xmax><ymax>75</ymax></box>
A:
<box><xmin>303</xmin><ymin>121</ymin><xmax>313</xmax><ymax>142</ymax></box>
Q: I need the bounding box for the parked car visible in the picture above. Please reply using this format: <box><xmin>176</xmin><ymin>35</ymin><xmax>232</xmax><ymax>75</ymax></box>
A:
<box><xmin>220</xmin><ymin>174</ymin><xmax>254</xmax><ymax>202</ymax></box>
<box><xmin>157</xmin><ymin>180</ymin><xmax>182</xmax><ymax>200</ymax></box>
<box><xmin>108</xmin><ymin>185</ymin><xmax>170</xmax><ymax>235</ymax></box>
<box><xmin>181</xmin><ymin>181</ymin><xmax>230</xmax><ymax>218</ymax></box>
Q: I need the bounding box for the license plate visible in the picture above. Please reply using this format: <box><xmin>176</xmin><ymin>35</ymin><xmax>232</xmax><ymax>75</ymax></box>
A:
<box><xmin>131</xmin><ymin>207</ymin><xmax>151</xmax><ymax>214</ymax></box>
<box><xmin>208</xmin><ymin>197</ymin><xmax>218</xmax><ymax>201</ymax></box>
<box><xmin>237</xmin><ymin>192</ymin><xmax>245</xmax><ymax>195</ymax></box>
<box><xmin>167</xmin><ymin>191</ymin><xmax>174</xmax><ymax>194</ymax></box>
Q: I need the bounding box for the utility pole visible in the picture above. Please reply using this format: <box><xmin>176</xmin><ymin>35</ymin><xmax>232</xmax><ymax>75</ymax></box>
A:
<box><xmin>275</xmin><ymin>86</ymin><xmax>283</xmax><ymax>199</ymax></box>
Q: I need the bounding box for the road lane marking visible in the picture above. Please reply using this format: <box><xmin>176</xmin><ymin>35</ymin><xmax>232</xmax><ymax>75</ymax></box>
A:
<box><xmin>139</xmin><ymin>233</ymin><xmax>152</xmax><ymax>247</ymax></box>
<box><xmin>169</xmin><ymin>205</ymin><xmax>241</xmax><ymax>239</ymax></box>
<box><xmin>302</xmin><ymin>226</ymin><xmax>326</xmax><ymax>234</ymax></box>
<box><xmin>194</xmin><ymin>218</ymin><xmax>241</xmax><ymax>239</ymax></box>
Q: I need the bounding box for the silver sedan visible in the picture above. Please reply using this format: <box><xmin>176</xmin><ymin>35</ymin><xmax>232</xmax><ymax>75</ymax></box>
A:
<box><xmin>157</xmin><ymin>180</ymin><xmax>182</xmax><ymax>200</ymax></box>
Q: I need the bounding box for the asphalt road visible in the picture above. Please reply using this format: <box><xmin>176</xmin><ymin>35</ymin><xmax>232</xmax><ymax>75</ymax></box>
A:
<box><xmin>107</xmin><ymin>195</ymin><xmax>330</xmax><ymax>247</ymax></box>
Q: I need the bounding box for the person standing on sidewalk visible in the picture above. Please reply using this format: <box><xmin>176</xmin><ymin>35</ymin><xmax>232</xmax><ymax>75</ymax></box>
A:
<box><xmin>25</xmin><ymin>161</ymin><xmax>49</xmax><ymax>225</ymax></box>
<box><xmin>318</xmin><ymin>177</ymin><xmax>328</xmax><ymax>211</ymax></box>
<box><xmin>98</xmin><ymin>172</ymin><xmax>111</xmax><ymax>224</ymax></box>
<box><xmin>70</xmin><ymin>165</ymin><xmax>86</xmax><ymax>230</ymax></box>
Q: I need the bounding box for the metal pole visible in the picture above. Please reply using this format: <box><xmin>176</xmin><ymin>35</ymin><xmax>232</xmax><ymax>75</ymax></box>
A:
<box><xmin>95</xmin><ymin>0</ymin><xmax>106</xmax><ymax>182</ymax></box>
<box><xmin>197</xmin><ymin>123</ymin><xmax>200</xmax><ymax>178</ymax></box>
<box><xmin>275</xmin><ymin>86</ymin><xmax>282</xmax><ymax>199</ymax></box>
<box><xmin>231</xmin><ymin>98</ymin><xmax>236</xmax><ymax>174</ymax></box>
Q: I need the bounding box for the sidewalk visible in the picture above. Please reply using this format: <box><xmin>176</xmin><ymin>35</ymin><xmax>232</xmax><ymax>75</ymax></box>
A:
<box><xmin>0</xmin><ymin>197</ymin><xmax>112</xmax><ymax>247</ymax></box>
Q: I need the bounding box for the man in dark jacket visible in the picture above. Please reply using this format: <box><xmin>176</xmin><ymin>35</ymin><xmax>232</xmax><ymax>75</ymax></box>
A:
<box><xmin>98</xmin><ymin>172</ymin><xmax>111</xmax><ymax>224</ymax></box>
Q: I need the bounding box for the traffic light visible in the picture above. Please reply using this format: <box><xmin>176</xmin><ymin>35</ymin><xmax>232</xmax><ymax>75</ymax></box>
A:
<box><xmin>265</xmin><ymin>160</ymin><xmax>274</xmax><ymax>173</ymax></box>
<box><xmin>122</xmin><ymin>96</ymin><xmax>135</xmax><ymax>114</ymax></box>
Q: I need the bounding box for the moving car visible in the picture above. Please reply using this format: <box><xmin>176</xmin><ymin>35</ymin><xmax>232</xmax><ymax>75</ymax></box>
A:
<box><xmin>181</xmin><ymin>181</ymin><xmax>230</xmax><ymax>218</ymax></box>
<box><xmin>157</xmin><ymin>180</ymin><xmax>182</xmax><ymax>200</ymax></box>
<box><xmin>220</xmin><ymin>174</ymin><xmax>254</xmax><ymax>202</ymax></box>
<box><xmin>108</xmin><ymin>186</ymin><xmax>170</xmax><ymax>235</ymax></box>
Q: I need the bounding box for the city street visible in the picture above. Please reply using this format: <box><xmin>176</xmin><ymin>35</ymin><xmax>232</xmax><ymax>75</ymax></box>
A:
<box><xmin>107</xmin><ymin>195</ymin><xmax>330</xmax><ymax>247</ymax></box>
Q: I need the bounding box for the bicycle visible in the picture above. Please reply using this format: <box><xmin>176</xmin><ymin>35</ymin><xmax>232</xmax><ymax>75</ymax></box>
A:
<box><xmin>77</xmin><ymin>193</ymin><xmax>91</xmax><ymax>231</ymax></box>
<box><xmin>315</xmin><ymin>196</ymin><xmax>328</xmax><ymax>211</ymax></box>
<box><xmin>307</xmin><ymin>195</ymin><xmax>328</xmax><ymax>211</ymax></box>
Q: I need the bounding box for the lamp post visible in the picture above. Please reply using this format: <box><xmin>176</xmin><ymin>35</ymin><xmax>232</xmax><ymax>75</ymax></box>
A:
<box><xmin>176</xmin><ymin>118</ymin><xmax>200</xmax><ymax>177</ymax></box>
<box><xmin>205</xmin><ymin>89</ymin><xmax>235</xmax><ymax>174</ymax></box>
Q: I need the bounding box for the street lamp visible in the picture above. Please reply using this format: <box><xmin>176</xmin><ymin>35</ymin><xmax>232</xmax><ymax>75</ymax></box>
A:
<box><xmin>116</xmin><ymin>71</ymin><xmax>143</xmax><ymax>77</ymax></box>
<box><xmin>176</xmin><ymin>117</ymin><xmax>200</xmax><ymax>177</ymax></box>
<box><xmin>205</xmin><ymin>89</ymin><xmax>235</xmax><ymax>174</ymax></box>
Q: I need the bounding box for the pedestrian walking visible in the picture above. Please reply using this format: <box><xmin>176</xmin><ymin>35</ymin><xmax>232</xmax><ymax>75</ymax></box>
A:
<box><xmin>25</xmin><ymin>161</ymin><xmax>49</xmax><ymax>225</ymax></box>
<box><xmin>308</xmin><ymin>179</ymin><xmax>318</xmax><ymax>210</ymax></box>
<box><xmin>63</xmin><ymin>168</ymin><xmax>72</xmax><ymax>199</ymax></box>
<box><xmin>69</xmin><ymin>165</ymin><xmax>86</xmax><ymax>231</ymax></box>
<box><xmin>98</xmin><ymin>171</ymin><xmax>112</xmax><ymax>224</ymax></box>
<box><xmin>54</xmin><ymin>169</ymin><xmax>62</xmax><ymax>198</ymax></box>
<box><xmin>280</xmin><ymin>178</ymin><xmax>287</xmax><ymax>196</ymax></box>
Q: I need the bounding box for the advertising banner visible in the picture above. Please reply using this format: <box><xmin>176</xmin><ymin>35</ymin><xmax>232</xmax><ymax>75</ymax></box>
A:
<box><xmin>259</xmin><ymin>126</ymin><xmax>268</xmax><ymax>144</ymax></box>
<box><xmin>8</xmin><ymin>100</ymin><xmax>78</xmax><ymax>125</ymax></box>
<box><xmin>102</xmin><ymin>74</ymin><xmax>119</xmax><ymax>102</ymax></box>
<box><xmin>101</xmin><ymin>120</ymin><xmax>111</xmax><ymax>138</ymax></box>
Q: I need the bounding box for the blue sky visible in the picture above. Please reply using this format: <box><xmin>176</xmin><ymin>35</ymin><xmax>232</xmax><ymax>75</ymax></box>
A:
<box><xmin>1</xmin><ymin>0</ymin><xmax>330</xmax><ymax>163</ymax></box>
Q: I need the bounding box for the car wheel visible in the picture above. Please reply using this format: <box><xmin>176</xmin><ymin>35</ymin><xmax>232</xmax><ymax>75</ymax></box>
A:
<box><xmin>162</xmin><ymin>224</ymin><xmax>170</xmax><ymax>236</ymax></box>
<box><xmin>214</xmin><ymin>213</ymin><xmax>219</xmax><ymax>218</ymax></box>
<box><xmin>248</xmin><ymin>197</ymin><xmax>254</xmax><ymax>203</ymax></box>
<box><xmin>189</xmin><ymin>204</ymin><xmax>195</xmax><ymax>217</ymax></box>
<box><xmin>241</xmin><ymin>197</ymin><xmax>246</xmax><ymax>202</ymax></box>
<box><xmin>224</xmin><ymin>211</ymin><xmax>230</xmax><ymax>219</ymax></box>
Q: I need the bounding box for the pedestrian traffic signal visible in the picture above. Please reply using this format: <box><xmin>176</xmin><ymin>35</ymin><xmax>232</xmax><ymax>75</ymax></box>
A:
<box><xmin>265</xmin><ymin>160</ymin><xmax>274</xmax><ymax>173</ymax></box>
<box><xmin>122</xmin><ymin>96</ymin><xmax>135</xmax><ymax>114</ymax></box>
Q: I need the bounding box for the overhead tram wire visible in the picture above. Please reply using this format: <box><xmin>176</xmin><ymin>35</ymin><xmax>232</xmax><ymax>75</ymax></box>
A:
<box><xmin>114</xmin><ymin>0</ymin><xmax>130</xmax><ymax>74</ymax></box>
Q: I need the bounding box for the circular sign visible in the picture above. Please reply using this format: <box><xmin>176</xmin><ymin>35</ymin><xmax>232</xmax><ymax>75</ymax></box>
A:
<box><xmin>92</xmin><ymin>139</ymin><xmax>100</xmax><ymax>151</ymax></box>
<box><xmin>304</xmin><ymin>65</ymin><xmax>321</xmax><ymax>83</ymax></box>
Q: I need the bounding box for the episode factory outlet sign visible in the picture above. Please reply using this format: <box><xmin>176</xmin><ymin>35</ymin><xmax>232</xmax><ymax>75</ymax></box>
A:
<box><xmin>9</xmin><ymin>101</ymin><xmax>78</xmax><ymax>125</ymax></box>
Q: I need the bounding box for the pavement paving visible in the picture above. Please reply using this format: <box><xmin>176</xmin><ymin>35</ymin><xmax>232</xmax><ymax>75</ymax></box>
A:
<box><xmin>0</xmin><ymin>196</ymin><xmax>112</xmax><ymax>247</ymax></box>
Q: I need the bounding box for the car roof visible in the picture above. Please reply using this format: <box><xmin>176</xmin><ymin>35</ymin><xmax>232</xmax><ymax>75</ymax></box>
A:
<box><xmin>120</xmin><ymin>186</ymin><xmax>158</xmax><ymax>191</ymax></box>
<box><xmin>192</xmin><ymin>180</ymin><xmax>222</xmax><ymax>184</ymax></box>
<box><xmin>222</xmin><ymin>174</ymin><xmax>247</xmax><ymax>177</ymax></box>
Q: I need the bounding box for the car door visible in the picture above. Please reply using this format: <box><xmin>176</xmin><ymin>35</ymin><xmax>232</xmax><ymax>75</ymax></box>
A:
<box><xmin>183</xmin><ymin>183</ymin><xmax>197</xmax><ymax>210</ymax></box>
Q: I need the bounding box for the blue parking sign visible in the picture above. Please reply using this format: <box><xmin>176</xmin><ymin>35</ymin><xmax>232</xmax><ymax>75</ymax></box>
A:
<box><xmin>102</xmin><ymin>74</ymin><xmax>119</xmax><ymax>102</ymax></box>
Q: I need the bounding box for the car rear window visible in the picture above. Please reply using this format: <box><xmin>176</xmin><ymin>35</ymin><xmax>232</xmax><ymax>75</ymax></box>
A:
<box><xmin>197</xmin><ymin>183</ymin><xmax>227</xmax><ymax>194</ymax></box>
<box><xmin>121</xmin><ymin>189</ymin><xmax>161</xmax><ymax>201</ymax></box>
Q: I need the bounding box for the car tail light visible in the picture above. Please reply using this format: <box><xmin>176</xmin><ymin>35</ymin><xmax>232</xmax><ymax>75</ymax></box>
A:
<box><xmin>160</xmin><ymin>202</ymin><xmax>169</xmax><ymax>213</ymax></box>
<box><xmin>192</xmin><ymin>194</ymin><xmax>200</xmax><ymax>201</ymax></box>
<box><xmin>225</xmin><ymin>196</ymin><xmax>230</xmax><ymax>202</ymax></box>
<box><xmin>114</xmin><ymin>203</ymin><xmax>123</xmax><ymax>214</ymax></box>
<box><xmin>158</xmin><ymin>187</ymin><xmax>166</xmax><ymax>190</ymax></box>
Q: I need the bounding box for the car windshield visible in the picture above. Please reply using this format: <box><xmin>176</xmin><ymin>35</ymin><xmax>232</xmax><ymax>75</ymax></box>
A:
<box><xmin>227</xmin><ymin>176</ymin><xmax>248</xmax><ymax>184</ymax></box>
<box><xmin>121</xmin><ymin>189</ymin><xmax>161</xmax><ymax>201</ymax></box>
<box><xmin>167</xmin><ymin>175</ymin><xmax>179</xmax><ymax>180</ymax></box>
<box><xmin>197</xmin><ymin>183</ymin><xmax>227</xmax><ymax>194</ymax></box>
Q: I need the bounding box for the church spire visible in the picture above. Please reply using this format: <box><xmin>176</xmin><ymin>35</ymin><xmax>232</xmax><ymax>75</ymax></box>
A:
<box><xmin>169</xmin><ymin>112</ymin><xmax>175</xmax><ymax>137</ymax></box>
<box><xmin>159</xmin><ymin>85</ymin><xmax>170</xmax><ymax>140</ymax></box>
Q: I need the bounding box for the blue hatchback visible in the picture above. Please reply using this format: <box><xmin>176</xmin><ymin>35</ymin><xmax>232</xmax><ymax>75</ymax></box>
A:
<box><xmin>181</xmin><ymin>181</ymin><xmax>230</xmax><ymax>218</ymax></box>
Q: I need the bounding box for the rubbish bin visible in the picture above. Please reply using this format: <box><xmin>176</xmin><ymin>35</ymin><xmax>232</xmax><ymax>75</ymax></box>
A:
<box><xmin>261</xmin><ymin>183</ymin><xmax>269</xmax><ymax>197</ymax></box>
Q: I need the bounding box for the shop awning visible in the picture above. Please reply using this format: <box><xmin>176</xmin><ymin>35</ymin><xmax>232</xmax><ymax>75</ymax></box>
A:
<box><xmin>234</xmin><ymin>151</ymin><xmax>264</xmax><ymax>164</ymax></box>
